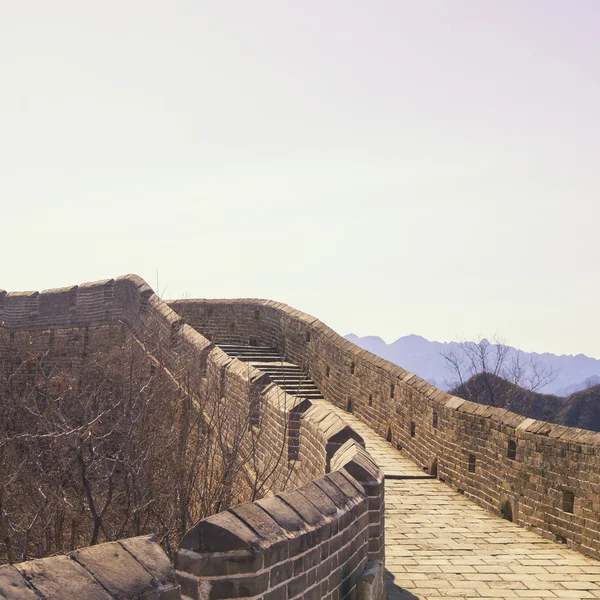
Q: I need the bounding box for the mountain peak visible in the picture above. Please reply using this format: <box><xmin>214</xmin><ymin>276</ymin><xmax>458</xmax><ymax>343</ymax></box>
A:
<box><xmin>396</xmin><ymin>334</ymin><xmax>428</xmax><ymax>342</ymax></box>
<box><xmin>344</xmin><ymin>333</ymin><xmax>600</xmax><ymax>398</ymax></box>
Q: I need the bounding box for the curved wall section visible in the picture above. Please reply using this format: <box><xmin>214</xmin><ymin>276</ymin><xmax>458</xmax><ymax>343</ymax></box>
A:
<box><xmin>0</xmin><ymin>277</ymin><xmax>385</xmax><ymax>600</ymax></box>
<box><xmin>176</xmin><ymin>440</ymin><xmax>383</xmax><ymax>600</ymax></box>
<box><xmin>170</xmin><ymin>298</ymin><xmax>600</xmax><ymax>560</ymax></box>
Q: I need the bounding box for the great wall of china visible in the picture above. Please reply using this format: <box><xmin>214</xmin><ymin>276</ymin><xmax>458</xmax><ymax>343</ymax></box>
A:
<box><xmin>1</xmin><ymin>274</ymin><xmax>599</xmax><ymax>600</ymax></box>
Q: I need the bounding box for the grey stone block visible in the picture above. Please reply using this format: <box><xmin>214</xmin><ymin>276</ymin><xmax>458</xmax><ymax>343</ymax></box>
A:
<box><xmin>0</xmin><ymin>565</ymin><xmax>38</xmax><ymax>600</ymax></box>
<box><xmin>357</xmin><ymin>560</ymin><xmax>385</xmax><ymax>600</ymax></box>
<box><xmin>16</xmin><ymin>555</ymin><xmax>112</xmax><ymax>600</ymax></box>
<box><xmin>72</xmin><ymin>540</ymin><xmax>162</xmax><ymax>599</ymax></box>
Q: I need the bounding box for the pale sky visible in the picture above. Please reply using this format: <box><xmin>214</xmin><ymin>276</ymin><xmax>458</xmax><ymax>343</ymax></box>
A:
<box><xmin>2</xmin><ymin>1</ymin><xmax>599</xmax><ymax>358</ymax></box>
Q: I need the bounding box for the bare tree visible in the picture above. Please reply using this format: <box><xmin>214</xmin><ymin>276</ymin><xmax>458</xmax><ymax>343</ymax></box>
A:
<box><xmin>583</xmin><ymin>377</ymin><xmax>600</xmax><ymax>392</ymax></box>
<box><xmin>0</xmin><ymin>324</ymin><xmax>295</xmax><ymax>565</ymax></box>
<box><xmin>441</xmin><ymin>335</ymin><xmax>557</xmax><ymax>409</ymax></box>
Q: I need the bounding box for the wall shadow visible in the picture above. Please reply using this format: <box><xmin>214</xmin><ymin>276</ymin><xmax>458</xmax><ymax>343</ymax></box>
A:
<box><xmin>385</xmin><ymin>569</ymin><xmax>422</xmax><ymax>599</ymax></box>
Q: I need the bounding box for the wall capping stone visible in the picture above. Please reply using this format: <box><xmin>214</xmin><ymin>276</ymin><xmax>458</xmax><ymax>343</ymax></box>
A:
<box><xmin>2</xmin><ymin>536</ymin><xmax>180</xmax><ymax>600</ymax></box>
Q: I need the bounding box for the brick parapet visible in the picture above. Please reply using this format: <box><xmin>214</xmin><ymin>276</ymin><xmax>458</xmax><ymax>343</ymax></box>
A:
<box><xmin>176</xmin><ymin>446</ymin><xmax>381</xmax><ymax>600</ymax></box>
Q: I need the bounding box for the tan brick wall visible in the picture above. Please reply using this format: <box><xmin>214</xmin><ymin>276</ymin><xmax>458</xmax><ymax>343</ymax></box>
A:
<box><xmin>171</xmin><ymin>298</ymin><xmax>600</xmax><ymax>561</ymax></box>
<box><xmin>1</xmin><ymin>278</ymin><xmax>385</xmax><ymax>600</ymax></box>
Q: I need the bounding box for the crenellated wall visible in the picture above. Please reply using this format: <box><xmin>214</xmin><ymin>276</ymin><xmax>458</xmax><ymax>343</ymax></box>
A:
<box><xmin>170</xmin><ymin>298</ymin><xmax>600</xmax><ymax>561</ymax></box>
<box><xmin>176</xmin><ymin>439</ymin><xmax>383</xmax><ymax>600</ymax></box>
<box><xmin>0</xmin><ymin>277</ymin><xmax>385</xmax><ymax>600</ymax></box>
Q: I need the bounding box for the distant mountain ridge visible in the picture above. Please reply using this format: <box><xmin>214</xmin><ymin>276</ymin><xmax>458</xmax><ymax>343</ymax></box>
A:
<box><xmin>556</xmin><ymin>375</ymin><xmax>600</xmax><ymax>397</ymax></box>
<box><xmin>450</xmin><ymin>372</ymin><xmax>600</xmax><ymax>432</ymax></box>
<box><xmin>344</xmin><ymin>333</ymin><xmax>600</xmax><ymax>397</ymax></box>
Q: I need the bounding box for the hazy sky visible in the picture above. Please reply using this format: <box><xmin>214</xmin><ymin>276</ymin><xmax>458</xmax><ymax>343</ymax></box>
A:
<box><xmin>2</xmin><ymin>1</ymin><xmax>599</xmax><ymax>358</ymax></box>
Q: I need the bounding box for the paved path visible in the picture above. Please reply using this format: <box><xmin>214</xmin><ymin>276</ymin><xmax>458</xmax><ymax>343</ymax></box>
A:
<box><xmin>321</xmin><ymin>402</ymin><xmax>600</xmax><ymax>600</ymax></box>
<box><xmin>219</xmin><ymin>347</ymin><xmax>600</xmax><ymax>599</ymax></box>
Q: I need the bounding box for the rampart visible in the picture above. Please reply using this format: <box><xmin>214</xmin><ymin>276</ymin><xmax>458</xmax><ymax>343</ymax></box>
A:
<box><xmin>0</xmin><ymin>277</ymin><xmax>385</xmax><ymax>600</ymax></box>
<box><xmin>169</xmin><ymin>298</ymin><xmax>600</xmax><ymax>561</ymax></box>
<box><xmin>0</xmin><ymin>536</ymin><xmax>181</xmax><ymax>600</ymax></box>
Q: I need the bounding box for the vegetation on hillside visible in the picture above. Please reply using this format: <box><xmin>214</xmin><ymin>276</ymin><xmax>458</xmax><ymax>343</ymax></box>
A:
<box><xmin>451</xmin><ymin>372</ymin><xmax>600</xmax><ymax>432</ymax></box>
<box><xmin>0</xmin><ymin>327</ymin><xmax>288</xmax><ymax>565</ymax></box>
<box><xmin>442</xmin><ymin>336</ymin><xmax>600</xmax><ymax>432</ymax></box>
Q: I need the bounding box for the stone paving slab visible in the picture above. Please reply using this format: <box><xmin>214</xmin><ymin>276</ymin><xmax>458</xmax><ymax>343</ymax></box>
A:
<box><xmin>320</xmin><ymin>401</ymin><xmax>600</xmax><ymax>600</ymax></box>
<box><xmin>315</xmin><ymin>400</ymin><xmax>426</xmax><ymax>478</ymax></box>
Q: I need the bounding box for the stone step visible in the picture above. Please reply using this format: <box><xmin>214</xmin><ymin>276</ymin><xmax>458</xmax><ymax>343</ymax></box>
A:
<box><xmin>219</xmin><ymin>345</ymin><xmax>279</xmax><ymax>353</ymax></box>
<box><xmin>267</xmin><ymin>380</ymin><xmax>319</xmax><ymax>389</ymax></box>
<box><xmin>260</xmin><ymin>370</ymin><xmax>307</xmax><ymax>376</ymax></box>
<box><xmin>227</xmin><ymin>352</ymin><xmax>281</xmax><ymax>363</ymax></box>
<box><xmin>264</xmin><ymin>370</ymin><xmax>310</xmax><ymax>376</ymax></box>
<box><xmin>226</xmin><ymin>349</ymin><xmax>280</xmax><ymax>355</ymax></box>
<box><xmin>259</xmin><ymin>365</ymin><xmax>305</xmax><ymax>371</ymax></box>
<box><xmin>219</xmin><ymin>344</ymin><xmax>276</xmax><ymax>349</ymax></box>
<box><xmin>276</xmin><ymin>390</ymin><xmax>323</xmax><ymax>398</ymax></box>
<box><xmin>218</xmin><ymin>344</ymin><xmax>324</xmax><ymax>400</ymax></box>
<box><xmin>225</xmin><ymin>350</ymin><xmax>281</xmax><ymax>357</ymax></box>
<box><xmin>261</xmin><ymin>376</ymin><xmax>316</xmax><ymax>387</ymax></box>
<box><xmin>266</xmin><ymin>377</ymin><xmax>316</xmax><ymax>384</ymax></box>
<box><xmin>269</xmin><ymin>387</ymin><xmax>322</xmax><ymax>396</ymax></box>
<box><xmin>259</xmin><ymin>363</ymin><xmax>304</xmax><ymax>369</ymax></box>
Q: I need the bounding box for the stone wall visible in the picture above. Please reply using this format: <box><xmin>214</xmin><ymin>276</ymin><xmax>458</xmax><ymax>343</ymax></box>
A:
<box><xmin>0</xmin><ymin>277</ymin><xmax>385</xmax><ymax>600</ymax></box>
<box><xmin>0</xmin><ymin>535</ymin><xmax>180</xmax><ymax>599</ymax></box>
<box><xmin>170</xmin><ymin>298</ymin><xmax>600</xmax><ymax>560</ymax></box>
<box><xmin>176</xmin><ymin>440</ymin><xmax>383</xmax><ymax>600</ymax></box>
<box><xmin>198</xmin><ymin>342</ymin><xmax>366</xmax><ymax>499</ymax></box>
<box><xmin>0</xmin><ymin>322</ymin><xmax>124</xmax><ymax>392</ymax></box>
<box><xmin>177</xmin><ymin>340</ymin><xmax>384</xmax><ymax>599</ymax></box>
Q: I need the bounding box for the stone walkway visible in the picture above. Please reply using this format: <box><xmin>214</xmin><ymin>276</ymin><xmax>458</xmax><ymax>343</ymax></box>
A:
<box><xmin>218</xmin><ymin>346</ymin><xmax>600</xmax><ymax>600</ymax></box>
<box><xmin>321</xmin><ymin>402</ymin><xmax>600</xmax><ymax>600</ymax></box>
